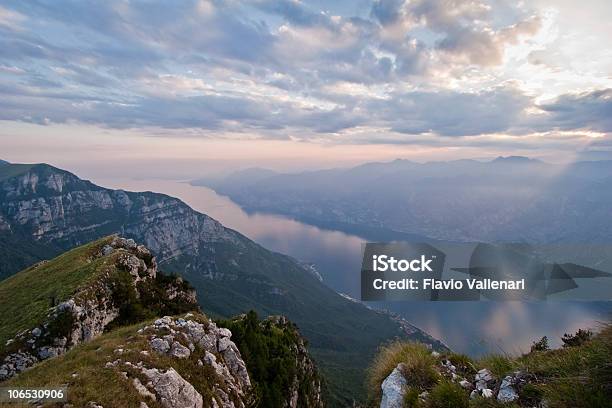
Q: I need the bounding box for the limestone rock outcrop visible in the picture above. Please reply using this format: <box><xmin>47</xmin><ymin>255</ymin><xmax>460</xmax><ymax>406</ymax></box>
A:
<box><xmin>0</xmin><ymin>237</ymin><xmax>197</xmax><ymax>381</ymax></box>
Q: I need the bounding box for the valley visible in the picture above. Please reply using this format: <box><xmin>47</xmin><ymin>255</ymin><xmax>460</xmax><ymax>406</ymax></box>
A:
<box><xmin>94</xmin><ymin>177</ymin><xmax>610</xmax><ymax>357</ymax></box>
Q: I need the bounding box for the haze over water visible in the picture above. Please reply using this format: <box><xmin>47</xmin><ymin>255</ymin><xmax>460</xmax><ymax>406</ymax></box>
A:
<box><xmin>96</xmin><ymin>177</ymin><xmax>610</xmax><ymax>356</ymax></box>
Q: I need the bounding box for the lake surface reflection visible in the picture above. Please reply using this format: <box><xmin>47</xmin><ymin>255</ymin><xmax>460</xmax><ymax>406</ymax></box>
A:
<box><xmin>96</xmin><ymin>178</ymin><xmax>611</xmax><ymax>356</ymax></box>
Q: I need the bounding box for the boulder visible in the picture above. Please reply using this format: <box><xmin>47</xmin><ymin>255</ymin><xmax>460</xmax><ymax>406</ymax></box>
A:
<box><xmin>150</xmin><ymin>338</ymin><xmax>170</xmax><ymax>354</ymax></box>
<box><xmin>141</xmin><ymin>367</ymin><xmax>203</xmax><ymax>408</ymax></box>
<box><xmin>475</xmin><ymin>368</ymin><xmax>494</xmax><ymax>382</ymax></box>
<box><xmin>497</xmin><ymin>376</ymin><xmax>519</xmax><ymax>402</ymax></box>
<box><xmin>169</xmin><ymin>342</ymin><xmax>191</xmax><ymax>359</ymax></box>
<box><xmin>380</xmin><ymin>363</ymin><xmax>407</xmax><ymax>408</ymax></box>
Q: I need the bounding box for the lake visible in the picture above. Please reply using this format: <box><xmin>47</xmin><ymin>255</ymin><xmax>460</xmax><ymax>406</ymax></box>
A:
<box><xmin>95</xmin><ymin>177</ymin><xmax>611</xmax><ymax>356</ymax></box>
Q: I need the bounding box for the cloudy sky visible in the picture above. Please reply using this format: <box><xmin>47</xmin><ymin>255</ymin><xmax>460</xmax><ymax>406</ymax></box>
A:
<box><xmin>1</xmin><ymin>0</ymin><xmax>611</xmax><ymax>177</ymax></box>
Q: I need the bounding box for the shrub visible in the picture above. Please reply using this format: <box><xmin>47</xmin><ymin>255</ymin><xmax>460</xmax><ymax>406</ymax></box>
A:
<box><xmin>426</xmin><ymin>381</ymin><xmax>468</xmax><ymax>408</ymax></box>
<box><xmin>448</xmin><ymin>353</ymin><xmax>476</xmax><ymax>375</ymax></box>
<box><xmin>530</xmin><ymin>336</ymin><xmax>550</xmax><ymax>352</ymax></box>
<box><xmin>218</xmin><ymin>311</ymin><xmax>305</xmax><ymax>408</ymax></box>
<box><xmin>403</xmin><ymin>387</ymin><xmax>421</xmax><ymax>408</ymax></box>
<box><xmin>561</xmin><ymin>329</ymin><xmax>593</xmax><ymax>348</ymax></box>
<box><xmin>519</xmin><ymin>383</ymin><xmax>543</xmax><ymax>406</ymax></box>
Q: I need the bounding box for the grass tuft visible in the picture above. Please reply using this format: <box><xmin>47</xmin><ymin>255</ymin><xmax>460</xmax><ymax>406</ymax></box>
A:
<box><xmin>476</xmin><ymin>354</ymin><xmax>514</xmax><ymax>379</ymax></box>
<box><xmin>367</xmin><ymin>341</ymin><xmax>439</xmax><ymax>403</ymax></box>
<box><xmin>426</xmin><ymin>381</ymin><xmax>468</xmax><ymax>408</ymax></box>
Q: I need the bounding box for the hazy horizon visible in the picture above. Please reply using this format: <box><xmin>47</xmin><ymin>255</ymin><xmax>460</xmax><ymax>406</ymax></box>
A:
<box><xmin>1</xmin><ymin>0</ymin><xmax>611</xmax><ymax>179</ymax></box>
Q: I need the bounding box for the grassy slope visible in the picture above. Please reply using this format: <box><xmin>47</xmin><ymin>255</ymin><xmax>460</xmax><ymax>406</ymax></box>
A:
<box><xmin>2</xmin><ymin>322</ymin><xmax>159</xmax><ymax>408</ymax></box>
<box><xmin>516</xmin><ymin>327</ymin><xmax>612</xmax><ymax>408</ymax></box>
<box><xmin>1</xmin><ymin>315</ymin><xmax>220</xmax><ymax>408</ymax></box>
<box><xmin>0</xmin><ymin>237</ymin><xmax>113</xmax><ymax>346</ymax></box>
<box><xmin>367</xmin><ymin>325</ymin><xmax>612</xmax><ymax>408</ymax></box>
<box><xmin>3</xmin><ymin>313</ymin><xmax>318</xmax><ymax>408</ymax></box>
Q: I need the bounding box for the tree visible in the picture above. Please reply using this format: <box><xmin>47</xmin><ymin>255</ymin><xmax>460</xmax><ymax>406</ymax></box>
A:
<box><xmin>530</xmin><ymin>336</ymin><xmax>550</xmax><ymax>352</ymax></box>
<box><xmin>561</xmin><ymin>329</ymin><xmax>593</xmax><ymax>348</ymax></box>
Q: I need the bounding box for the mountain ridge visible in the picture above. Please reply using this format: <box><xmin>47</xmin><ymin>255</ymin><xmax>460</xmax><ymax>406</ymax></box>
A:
<box><xmin>0</xmin><ymin>162</ymin><xmax>447</xmax><ymax>405</ymax></box>
<box><xmin>198</xmin><ymin>157</ymin><xmax>612</xmax><ymax>243</ymax></box>
<box><xmin>0</xmin><ymin>236</ymin><xmax>324</xmax><ymax>408</ymax></box>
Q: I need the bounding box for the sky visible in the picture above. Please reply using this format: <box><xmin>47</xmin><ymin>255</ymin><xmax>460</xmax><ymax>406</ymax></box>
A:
<box><xmin>1</xmin><ymin>0</ymin><xmax>611</xmax><ymax>178</ymax></box>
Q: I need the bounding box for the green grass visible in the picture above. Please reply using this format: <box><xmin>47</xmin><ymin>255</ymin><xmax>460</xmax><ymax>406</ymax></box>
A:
<box><xmin>476</xmin><ymin>354</ymin><xmax>515</xmax><ymax>379</ymax></box>
<box><xmin>447</xmin><ymin>353</ymin><xmax>477</xmax><ymax>376</ymax></box>
<box><xmin>0</xmin><ymin>237</ymin><xmax>114</xmax><ymax>347</ymax></box>
<box><xmin>427</xmin><ymin>381</ymin><xmax>469</xmax><ymax>408</ymax></box>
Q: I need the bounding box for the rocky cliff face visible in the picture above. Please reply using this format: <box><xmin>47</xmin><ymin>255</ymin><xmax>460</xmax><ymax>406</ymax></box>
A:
<box><xmin>0</xmin><ymin>164</ymin><xmax>238</xmax><ymax>264</ymax></box>
<box><xmin>0</xmin><ymin>236</ymin><xmax>198</xmax><ymax>381</ymax></box>
<box><xmin>269</xmin><ymin>316</ymin><xmax>324</xmax><ymax>408</ymax></box>
<box><xmin>129</xmin><ymin>314</ymin><xmax>253</xmax><ymax>408</ymax></box>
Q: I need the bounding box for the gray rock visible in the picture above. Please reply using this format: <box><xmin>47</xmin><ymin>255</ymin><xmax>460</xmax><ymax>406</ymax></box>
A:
<box><xmin>38</xmin><ymin>346</ymin><xmax>59</xmax><ymax>360</ymax></box>
<box><xmin>475</xmin><ymin>368</ymin><xmax>494</xmax><ymax>382</ymax></box>
<box><xmin>217</xmin><ymin>336</ymin><xmax>232</xmax><ymax>352</ymax></box>
<box><xmin>154</xmin><ymin>317</ymin><xmax>173</xmax><ymax>326</ymax></box>
<box><xmin>141</xmin><ymin>367</ymin><xmax>203</xmax><ymax>408</ymax></box>
<box><xmin>217</xmin><ymin>328</ymin><xmax>232</xmax><ymax>338</ymax></box>
<box><xmin>101</xmin><ymin>245</ymin><xmax>114</xmax><ymax>256</ymax></box>
<box><xmin>124</xmin><ymin>239</ymin><xmax>138</xmax><ymax>249</ymax></box>
<box><xmin>380</xmin><ymin>364</ymin><xmax>407</xmax><ymax>408</ymax></box>
<box><xmin>203</xmin><ymin>351</ymin><xmax>229</xmax><ymax>377</ymax></box>
<box><xmin>198</xmin><ymin>333</ymin><xmax>217</xmax><ymax>350</ymax></box>
<box><xmin>133</xmin><ymin>377</ymin><xmax>156</xmax><ymax>401</ymax></box>
<box><xmin>169</xmin><ymin>342</ymin><xmax>191</xmax><ymax>359</ymax></box>
<box><xmin>497</xmin><ymin>376</ymin><xmax>519</xmax><ymax>402</ymax></box>
<box><xmin>221</xmin><ymin>344</ymin><xmax>251</xmax><ymax>389</ymax></box>
<box><xmin>150</xmin><ymin>338</ymin><xmax>170</xmax><ymax>354</ymax></box>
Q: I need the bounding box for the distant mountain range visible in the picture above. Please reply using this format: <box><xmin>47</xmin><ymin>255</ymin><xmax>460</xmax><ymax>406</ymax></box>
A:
<box><xmin>194</xmin><ymin>157</ymin><xmax>612</xmax><ymax>243</ymax></box>
<box><xmin>0</xmin><ymin>162</ymin><xmax>446</xmax><ymax>405</ymax></box>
